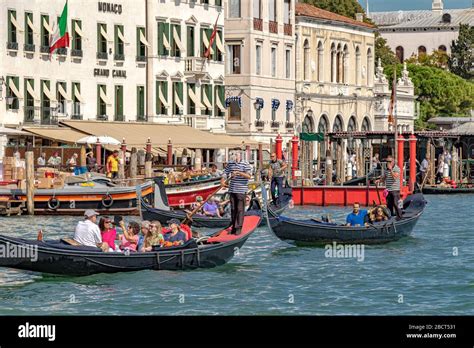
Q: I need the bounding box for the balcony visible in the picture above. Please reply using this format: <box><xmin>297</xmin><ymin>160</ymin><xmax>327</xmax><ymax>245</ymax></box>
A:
<box><xmin>255</xmin><ymin>120</ymin><xmax>265</xmax><ymax>129</ymax></box>
<box><xmin>114</xmin><ymin>54</ymin><xmax>125</xmax><ymax>61</ymax></box>
<box><xmin>24</xmin><ymin>106</ymin><xmax>39</xmax><ymax>124</ymax></box>
<box><xmin>97</xmin><ymin>52</ymin><xmax>108</xmax><ymax>60</ymax></box>
<box><xmin>284</xmin><ymin>23</ymin><xmax>292</xmax><ymax>36</ymax></box>
<box><xmin>96</xmin><ymin>114</ymin><xmax>109</xmax><ymax>121</ymax></box>
<box><xmin>40</xmin><ymin>111</ymin><xmax>58</xmax><ymax>126</ymax></box>
<box><xmin>136</xmin><ymin>55</ymin><xmax>146</xmax><ymax>62</ymax></box>
<box><xmin>71</xmin><ymin>49</ymin><xmax>83</xmax><ymax>57</ymax></box>
<box><xmin>269</xmin><ymin>21</ymin><xmax>278</xmax><ymax>34</ymax></box>
<box><xmin>184</xmin><ymin>115</ymin><xmax>208</xmax><ymax>130</ymax></box>
<box><xmin>184</xmin><ymin>57</ymin><xmax>206</xmax><ymax>77</ymax></box>
<box><xmin>271</xmin><ymin>121</ymin><xmax>280</xmax><ymax>129</ymax></box>
<box><xmin>329</xmin><ymin>85</ymin><xmax>349</xmax><ymax>97</ymax></box>
<box><xmin>56</xmin><ymin>47</ymin><xmax>67</xmax><ymax>56</ymax></box>
<box><xmin>6</xmin><ymin>42</ymin><xmax>18</xmax><ymax>50</ymax></box>
<box><xmin>24</xmin><ymin>44</ymin><xmax>35</xmax><ymax>52</ymax></box>
<box><xmin>40</xmin><ymin>46</ymin><xmax>50</xmax><ymax>54</ymax></box>
<box><xmin>253</xmin><ymin>18</ymin><xmax>263</xmax><ymax>31</ymax></box>
<box><xmin>285</xmin><ymin>121</ymin><xmax>294</xmax><ymax>129</ymax></box>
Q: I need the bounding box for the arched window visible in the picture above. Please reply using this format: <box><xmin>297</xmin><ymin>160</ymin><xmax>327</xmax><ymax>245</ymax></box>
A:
<box><xmin>330</xmin><ymin>43</ymin><xmax>336</xmax><ymax>83</ymax></box>
<box><xmin>333</xmin><ymin>115</ymin><xmax>343</xmax><ymax>132</ymax></box>
<box><xmin>396</xmin><ymin>46</ymin><xmax>404</xmax><ymax>63</ymax></box>
<box><xmin>361</xmin><ymin>117</ymin><xmax>371</xmax><ymax>131</ymax></box>
<box><xmin>438</xmin><ymin>45</ymin><xmax>447</xmax><ymax>52</ymax></box>
<box><xmin>302</xmin><ymin>113</ymin><xmax>314</xmax><ymax>133</ymax></box>
<box><xmin>303</xmin><ymin>40</ymin><xmax>310</xmax><ymax>81</ymax></box>
<box><xmin>343</xmin><ymin>44</ymin><xmax>349</xmax><ymax>84</ymax></box>
<box><xmin>347</xmin><ymin>116</ymin><xmax>357</xmax><ymax>132</ymax></box>
<box><xmin>317</xmin><ymin>41</ymin><xmax>324</xmax><ymax>82</ymax></box>
<box><xmin>355</xmin><ymin>46</ymin><xmax>361</xmax><ymax>85</ymax></box>
<box><xmin>318</xmin><ymin>115</ymin><xmax>328</xmax><ymax>156</ymax></box>
<box><xmin>367</xmin><ymin>48</ymin><xmax>373</xmax><ymax>86</ymax></box>
<box><xmin>418</xmin><ymin>46</ymin><xmax>427</xmax><ymax>56</ymax></box>
<box><xmin>336</xmin><ymin>44</ymin><xmax>342</xmax><ymax>83</ymax></box>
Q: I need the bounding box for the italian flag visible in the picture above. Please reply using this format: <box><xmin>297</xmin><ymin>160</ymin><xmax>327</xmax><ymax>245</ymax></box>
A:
<box><xmin>50</xmin><ymin>1</ymin><xmax>70</xmax><ymax>53</ymax></box>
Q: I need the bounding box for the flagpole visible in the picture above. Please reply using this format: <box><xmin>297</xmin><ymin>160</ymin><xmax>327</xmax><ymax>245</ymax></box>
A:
<box><xmin>393</xmin><ymin>67</ymin><xmax>398</xmax><ymax>161</ymax></box>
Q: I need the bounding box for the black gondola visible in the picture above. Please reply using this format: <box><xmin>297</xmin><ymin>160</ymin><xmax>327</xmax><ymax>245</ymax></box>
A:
<box><xmin>266</xmin><ymin>193</ymin><xmax>426</xmax><ymax>245</ymax></box>
<box><xmin>141</xmin><ymin>178</ymin><xmax>292</xmax><ymax>229</ymax></box>
<box><xmin>0</xmin><ymin>213</ymin><xmax>261</xmax><ymax>276</ymax></box>
<box><xmin>422</xmin><ymin>185</ymin><xmax>474</xmax><ymax>194</ymax></box>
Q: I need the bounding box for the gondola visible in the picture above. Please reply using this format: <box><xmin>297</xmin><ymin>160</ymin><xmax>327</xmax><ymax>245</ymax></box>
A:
<box><xmin>0</xmin><ymin>213</ymin><xmax>261</xmax><ymax>276</ymax></box>
<box><xmin>422</xmin><ymin>185</ymin><xmax>474</xmax><ymax>194</ymax></box>
<box><xmin>141</xmin><ymin>178</ymin><xmax>292</xmax><ymax>229</ymax></box>
<box><xmin>266</xmin><ymin>193</ymin><xmax>426</xmax><ymax>245</ymax></box>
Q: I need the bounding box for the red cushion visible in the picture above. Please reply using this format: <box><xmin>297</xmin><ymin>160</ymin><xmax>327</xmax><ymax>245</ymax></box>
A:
<box><xmin>207</xmin><ymin>215</ymin><xmax>260</xmax><ymax>243</ymax></box>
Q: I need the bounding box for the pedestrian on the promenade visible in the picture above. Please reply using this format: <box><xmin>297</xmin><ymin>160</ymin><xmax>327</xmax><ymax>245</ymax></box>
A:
<box><xmin>268</xmin><ymin>152</ymin><xmax>287</xmax><ymax>205</ymax></box>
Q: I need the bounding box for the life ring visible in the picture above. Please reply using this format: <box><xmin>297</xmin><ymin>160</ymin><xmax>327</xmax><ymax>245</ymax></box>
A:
<box><xmin>47</xmin><ymin>197</ymin><xmax>60</xmax><ymax>210</ymax></box>
<box><xmin>102</xmin><ymin>194</ymin><xmax>114</xmax><ymax>208</ymax></box>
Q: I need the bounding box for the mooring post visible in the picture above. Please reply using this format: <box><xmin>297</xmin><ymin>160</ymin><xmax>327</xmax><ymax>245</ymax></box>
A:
<box><xmin>130</xmin><ymin>147</ymin><xmax>138</xmax><ymax>186</ymax></box>
<box><xmin>409</xmin><ymin>133</ymin><xmax>417</xmax><ymax>193</ymax></box>
<box><xmin>25</xmin><ymin>151</ymin><xmax>35</xmax><ymax>215</ymax></box>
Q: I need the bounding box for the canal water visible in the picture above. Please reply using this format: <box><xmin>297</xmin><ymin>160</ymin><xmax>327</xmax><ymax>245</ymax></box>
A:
<box><xmin>0</xmin><ymin>195</ymin><xmax>472</xmax><ymax>315</ymax></box>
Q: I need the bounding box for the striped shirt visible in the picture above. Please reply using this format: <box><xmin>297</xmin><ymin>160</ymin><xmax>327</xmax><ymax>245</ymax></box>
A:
<box><xmin>224</xmin><ymin>161</ymin><xmax>252</xmax><ymax>194</ymax></box>
<box><xmin>385</xmin><ymin>165</ymin><xmax>400</xmax><ymax>191</ymax></box>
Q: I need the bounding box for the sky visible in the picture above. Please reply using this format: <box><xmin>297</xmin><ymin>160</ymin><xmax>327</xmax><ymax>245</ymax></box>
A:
<box><xmin>358</xmin><ymin>0</ymin><xmax>472</xmax><ymax>12</ymax></box>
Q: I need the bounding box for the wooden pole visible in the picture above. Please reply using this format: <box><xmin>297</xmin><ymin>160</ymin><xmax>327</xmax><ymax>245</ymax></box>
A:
<box><xmin>25</xmin><ymin>151</ymin><xmax>35</xmax><ymax>215</ymax></box>
<box><xmin>80</xmin><ymin>146</ymin><xmax>87</xmax><ymax>168</ymax></box>
<box><xmin>118</xmin><ymin>150</ymin><xmax>125</xmax><ymax>181</ymax></box>
<box><xmin>145</xmin><ymin>160</ymin><xmax>152</xmax><ymax>179</ymax></box>
<box><xmin>316</xmin><ymin>141</ymin><xmax>321</xmax><ymax>178</ymax></box>
<box><xmin>130</xmin><ymin>147</ymin><xmax>138</xmax><ymax>186</ymax></box>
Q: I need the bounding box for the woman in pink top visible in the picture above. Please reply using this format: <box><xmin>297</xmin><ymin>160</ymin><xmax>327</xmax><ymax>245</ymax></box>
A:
<box><xmin>99</xmin><ymin>217</ymin><xmax>117</xmax><ymax>251</ymax></box>
<box><xmin>118</xmin><ymin>221</ymin><xmax>140</xmax><ymax>251</ymax></box>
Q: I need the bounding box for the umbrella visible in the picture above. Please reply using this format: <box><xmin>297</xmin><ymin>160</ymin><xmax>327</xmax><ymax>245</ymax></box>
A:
<box><xmin>77</xmin><ymin>135</ymin><xmax>121</xmax><ymax>145</ymax></box>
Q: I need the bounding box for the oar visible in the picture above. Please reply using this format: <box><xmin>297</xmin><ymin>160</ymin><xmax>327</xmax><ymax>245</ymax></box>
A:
<box><xmin>182</xmin><ymin>178</ymin><xmax>229</xmax><ymax>225</ymax></box>
<box><xmin>374</xmin><ymin>180</ymin><xmax>382</xmax><ymax>205</ymax></box>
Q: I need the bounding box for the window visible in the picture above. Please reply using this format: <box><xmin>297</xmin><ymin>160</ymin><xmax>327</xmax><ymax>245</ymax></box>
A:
<box><xmin>361</xmin><ymin>117</ymin><xmax>371</xmax><ymax>131</ymax></box>
<box><xmin>201</xmin><ymin>84</ymin><xmax>213</xmax><ymax>116</ymax></box>
<box><xmin>24</xmin><ymin>79</ymin><xmax>35</xmax><ymax>123</ymax></box>
<box><xmin>137</xmin><ymin>27</ymin><xmax>146</xmax><ymax>59</ymax></box>
<box><xmin>170</xmin><ymin>24</ymin><xmax>182</xmax><ymax>58</ymax></box>
<box><xmin>115</xmin><ymin>85</ymin><xmax>124</xmax><ymax>121</ymax></box>
<box><xmin>214</xmin><ymin>85</ymin><xmax>225</xmax><ymax>117</ymax></box>
<box><xmin>72</xmin><ymin>19</ymin><xmax>82</xmax><ymax>52</ymax></box>
<box><xmin>333</xmin><ymin>115</ymin><xmax>343</xmax><ymax>132</ymax></box>
<box><xmin>228</xmin><ymin>100</ymin><xmax>241</xmax><ymax>121</ymax></box>
<box><xmin>156</xmin><ymin>80</ymin><xmax>168</xmax><ymax>115</ymax></box>
<box><xmin>347</xmin><ymin>116</ymin><xmax>357</xmax><ymax>132</ymax></box>
<box><xmin>438</xmin><ymin>45</ymin><xmax>447</xmax><ymax>52</ymax></box>
<box><xmin>229</xmin><ymin>0</ymin><xmax>241</xmax><ymax>18</ymax></box>
<box><xmin>331</xmin><ymin>43</ymin><xmax>336</xmax><ymax>83</ymax></box>
<box><xmin>269</xmin><ymin>0</ymin><xmax>277</xmax><ymax>22</ymax></box>
<box><xmin>187</xmin><ymin>26</ymin><xmax>195</xmax><ymax>57</ymax></box>
<box><xmin>115</xmin><ymin>25</ymin><xmax>124</xmax><ymax>59</ymax></box>
<box><xmin>396</xmin><ymin>46</ymin><xmax>404</xmax><ymax>63</ymax></box>
<box><xmin>187</xmin><ymin>83</ymin><xmax>196</xmax><ymax>115</ymax></box>
<box><xmin>317</xmin><ymin>41</ymin><xmax>324</xmax><ymax>82</ymax></box>
<box><xmin>40</xmin><ymin>15</ymin><xmax>50</xmax><ymax>48</ymax></box>
<box><xmin>97</xmin><ymin>84</ymin><xmax>107</xmax><ymax>119</ymax></box>
<box><xmin>285</xmin><ymin>49</ymin><xmax>291</xmax><ymax>79</ymax></box>
<box><xmin>303</xmin><ymin>40</ymin><xmax>310</xmax><ymax>80</ymax></box>
<box><xmin>201</xmin><ymin>28</ymin><xmax>216</xmax><ymax>60</ymax></box>
<box><xmin>215</xmin><ymin>0</ymin><xmax>222</xmax><ymax>6</ymax></box>
<box><xmin>367</xmin><ymin>48</ymin><xmax>373</xmax><ymax>85</ymax></box>
<box><xmin>8</xmin><ymin>10</ymin><xmax>17</xmax><ymax>44</ymax></box>
<box><xmin>41</xmin><ymin>80</ymin><xmax>51</xmax><ymax>123</ymax></box>
<box><xmin>137</xmin><ymin>86</ymin><xmax>145</xmax><ymax>120</ymax></box>
<box><xmin>72</xmin><ymin>82</ymin><xmax>82</xmax><ymax>117</ymax></box>
<box><xmin>25</xmin><ymin>12</ymin><xmax>34</xmax><ymax>46</ymax></box>
<box><xmin>271</xmin><ymin>46</ymin><xmax>277</xmax><ymax>77</ymax></box>
<box><xmin>418</xmin><ymin>46</ymin><xmax>426</xmax><ymax>56</ymax></box>
<box><xmin>227</xmin><ymin>44</ymin><xmax>241</xmax><ymax>74</ymax></box>
<box><xmin>56</xmin><ymin>82</ymin><xmax>67</xmax><ymax>114</ymax></box>
<box><xmin>256</xmin><ymin>45</ymin><xmax>262</xmax><ymax>75</ymax></box>
<box><xmin>6</xmin><ymin>76</ymin><xmax>20</xmax><ymax>110</ymax></box>
<box><xmin>284</xmin><ymin>0</ymin><xmax>291</xmax><ymax>24</ymax></box>
<box><xmin>216</xmin><ymin>30</ymin><xmax>223</xmax><ymax>61</ymax></box>
<box><xmin>254</xmin><ymin>0</ymin><xmax>262</xmax><ymax>18</ymax></box>
<box><xmin>97</xmin><ymin>23</ymin><xmax>108</xmax><ymax>54</ymax></box>
<box><xmin>158</xmin><ymin>22</ymin><xmax>170</xmax><ymax>56</ymax></box>
<box><xmin>172</xmin><ymin>82</ymin><xmax>183</xmax><ymax>115</ymax></box>
<box><xmin>355</xmin><ymin>46</ymin><xmax>361</xmax><ymax>85</ymax></box>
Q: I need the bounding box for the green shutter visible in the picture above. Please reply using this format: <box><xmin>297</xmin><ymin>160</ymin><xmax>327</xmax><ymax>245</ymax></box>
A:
<box><xmin>156</xmin><ymin>81</ymin><xmax>161</xmax><ymax>114</ymax></box>
<box><xmin>97</xmin><ymin>85</ymin><xmax>100</xmax><ymax>117</ymax></box>
<box><xmin>187</xmin><ymin>26</ymin><xmax>194</xmax><ymax>57</ymax></box>
<box><xmin>200</xmin><ymin>29</ymin><xmax>204</xmax><ymax>57</ymax></box>
<box><xmin>158</xmin><ymin>22</ymin><xmax>164</xmax><ymax>55</ymax></box>
<box><xmin>164</xmin><ymin>23</ymin><xmax>170</xmax><ymax>56</ymax></box>
<box><xmin>114</xmin><ymin>25</ymin><xmax>118</xmax><ymax>55</ymax></box>
<box><xmin>136</xmin><ymin>86</ymin><xmax>139</xmax><ymax>117</ymax></box>
<box><xmin>209</xmin><ymin>29</ymin><xmax>217</xmax><ymax>61</ymax></box>
<box><xmin>136</xmin><ymin>27</ymin><xmax>140</xmax><ymax>57</ymax></box>
<box><xmin>177</xmin><ymin>82</ymin><xmax>183</xmax><ymax>103</ymax></box>
<box><xmin>8</xmin><ymin>10</ymin><xmax>15</xmax><ymax>43</ymax></box>
<box><xmin>162</xmin><ymin>81</ymin><xmax>168</xmax><ymax>114</ymax></box>
<box><xmin>97</xmin><ymin>24</ymin><xmax>101</xmax><ymax>53</ymax></box>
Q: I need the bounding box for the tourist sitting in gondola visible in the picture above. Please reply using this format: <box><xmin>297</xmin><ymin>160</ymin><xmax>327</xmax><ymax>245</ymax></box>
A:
<box><xmin>203</xmin><ymin>197</ymin><xmax>221</xmax><ymax>217</ymax></box>
<box><xmin>99</xmin><ymin>216</ymin><xmax>117</xmax><ymax>251</ymax></box>
<box><xmin>219</xmin><ymin>198</ymin><xmax>231</xmax><ymax>218</ymax></box>
<box><xmin>140</xmin><ymin>221</ymin><xmax>165</xmax><ymax>252</ymax></box>
<box><xmin>368</xmin><ymin>206</ymin><xmax>389</xmax><ymax>223</ymax></box>
<box><xmin>118</xmin><ymin>221</ymin><xmax>141</xmax><ymax>251</ymax></box>
<box><xmin>74</xmin><ymin>210</ymin><xmax>109</xmax><ymax>252</ymax></box>
<box><xmin>346</xmin><ymin>202</ymin><xmax>369</xmax><ymax>227</ymax></box>
<box><xmin>162</xmin><ymin>219</ymin><xmax>188</xmax><ymax>246</ymax></box>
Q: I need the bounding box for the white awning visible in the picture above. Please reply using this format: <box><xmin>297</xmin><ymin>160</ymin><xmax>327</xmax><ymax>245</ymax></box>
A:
<box><xmin>188</xmin><ymin>87</ymin><xmax>203</xmax><ymax>109</ymax></box>
<box><xmin>163</xmin><ymin>32</ymin><xmax>171</xmax><ymax>50</ymax></box>
<box><xmin>216</xmin><ymin>33</ymin><xmax>225</xmax><ymax>54</ymax></box>
<box><xmin>174</xmin><ymin>91</ymin><xmax>183</xmax><ymax>109</ymax></box>
<box><xmin>100</xmin><ymin>26</ymin><xmax>112</xmax><ymax>42</ymax></box>
<box><xmin>117</xmin><ymin>26</ymin><xmax>125</xmax><ymax>42</ymax></box>
<box><xmin>216</xmin><ymin>92</ymin><xmax>225</xmax><ymax>112</ymax></box>
<box><xmin>99</xmin><ymin>86</ymin><xmax>112</xmax><ymax>105</ymax></box>
<box><xmin>58</xmin><ymin>83</ymin><xmax>70</xmax><ymax>101</ymax></box>
<box><xmin>74</xmin><ymin>22</ymin><xmax>84</xmax><ymax>37</ymax></box>
<box><xmin>42</xmin><ymin>82</ymin><xmax>56</xmax><ymax>102</ymax></box>
<box><xmin>139</xmin><ymin>30</ymin><xmax>151</xmax><ymax>47</ymax></box>
<box><xmin>74</xmin><ymin>85</ymin><xmax>84</xmax><ymax>103</ymax></box>
<box><xmin>202</xmin><ymin>87</ymin><xmax>212</xmax><ymax>109</ymax></box>
<box><xmin>27</xmin><ymin>16</ymin><xmax>36</xmax><ymax>33</ymax></box>
<box><xmin>10</xmin><ymin>13</ymin><xmax>22</xmax><ymax>31</ymax></box>
<box><xmin>8</xmin><ymin>79</ymin><xmax>21</xmax><ymax>99</ymax></box>
<box><xmin>173</xmin><ymin>26</ymin><xmax>185</xmax><ymax>51</ymax></box>
<box><xmin>159</xmin><ymin>85</ymin><xmax>170</xmax><ymax>108</ymax></box>
<box><xmin>26</xmin><ymin>81</ymin><xmax>39</xmax><ymax>101</ymax></box>
<box><xmin>202</xmin><ymin>32</ymin><xmax>214</xmax><ymax>55</ymax></box>
<box><xmin>43</xmin><ymin>17</ymin><xmax>52</xmax><ymax>33</ymax></box>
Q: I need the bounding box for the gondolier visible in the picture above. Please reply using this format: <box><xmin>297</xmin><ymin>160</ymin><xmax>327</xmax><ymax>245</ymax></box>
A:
<box><xmin>221</xmin><ymin>151</ymin><xmax>252</xmax><ymax>235</ymax></box>
<box><xmin>376</xmin><ymin>155</ymin><xmax>402</xmax><ymax>219</ymax></box>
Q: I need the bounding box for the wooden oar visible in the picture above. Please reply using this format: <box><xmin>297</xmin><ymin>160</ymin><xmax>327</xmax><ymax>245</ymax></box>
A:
<box><xmin>374</xmin><ymin>180</ymin><xmax>382</xmax><ymax>205</ymax></box>
<box><xmin>182</xmin><ymin>178</ymin><xmax>229</xmax><ymax>225</ymax></box>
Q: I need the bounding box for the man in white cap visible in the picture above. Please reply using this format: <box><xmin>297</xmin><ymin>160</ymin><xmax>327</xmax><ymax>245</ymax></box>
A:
<box><xmin>74</xmin><ymin>209</ymin><xmax>109</xmax><ymax>252</ymax></box>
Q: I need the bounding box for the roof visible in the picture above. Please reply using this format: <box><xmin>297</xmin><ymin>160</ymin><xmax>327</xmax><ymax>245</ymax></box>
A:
<box><xmin>428</xmin><ymin>117</ymin><xmax>474</xmax><ymax>125</ymax></box>
<box><xmin>0</xmin><ymin>126</ymin><xmax>29</xmax><ymax>136</ymax></box>
<box><xmin>295</xmin><ymin>3</ymin><xmax>374</xmax><ymax>29</ymax></box>
<box><xmin>23</xmin><ymin>127</ymin><xmax>88</xmax><ymax>143</ymax></box>
<box><xmin>449</xmin><ymin>121</ymin><xmax>474</xmax><ymax>135</ymax></box>
<box><xmin>59</xmin><ymin>121</ymin><xmax>260</xmax><ymax>149</ymax></box>
<box><xmin>327</xmin><ymin>131</ymin><xmax>462</xmax><ymax>139</ymax></box>
<box><xmin>371</xmin><ymin>8</ymin><xmax>474</xmax><ymax>29</ymax></box>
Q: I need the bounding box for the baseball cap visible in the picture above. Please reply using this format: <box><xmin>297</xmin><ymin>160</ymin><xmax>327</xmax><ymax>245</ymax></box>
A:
<box><xmin>167</xmin><ymin>218</ymin><xmax>181</xmax><ymax>226</ymax></box>
<box><xmin>84</xmin><ymin>209</ymin><xmax>99</xmax><ymax>218</ymax></box>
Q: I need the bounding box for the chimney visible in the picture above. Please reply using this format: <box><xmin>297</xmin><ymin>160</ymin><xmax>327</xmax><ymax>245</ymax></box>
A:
<box><xmin>356</xmin><ymin>13</ymin><xmax>364</xmax><ymax>22</ymax></box>
<box><xmin>432</xmin><ymin>0</ymin><xmax>443</xmax><ymax>12</ymax></box>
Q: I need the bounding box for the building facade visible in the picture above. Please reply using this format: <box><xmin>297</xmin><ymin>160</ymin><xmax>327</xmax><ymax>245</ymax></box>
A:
<box><xmin>295</xmin><ymin>3</ymin><xmax>376</xmax><ymax>137</ymax></box>
<box><xmin>224</xmin><ymin>0</ymin><xmax>296</xmax><ymax>143</ymax></box>
<box><xmin>370</xmin><ymin>0</ymin><xmax>474</xmax><ymax>60</ymax></box>
<box><xmin>0</xmin><ymin>0</ymin><xmax>226</xmax><ymax>135</ymax></box>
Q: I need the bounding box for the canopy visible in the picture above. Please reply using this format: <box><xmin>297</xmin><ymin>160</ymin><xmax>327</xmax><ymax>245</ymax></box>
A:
<box><xmin>299</xmin><ymin>132</ymin><xmax>324</xmax><ymax>142</ymax></box>
<box><xmin>77</xmin><ymin>135</ymin><xmax>121</xmax><ymax>145</ymax></box>
<box><xmin>23</xmin><ymin>127</ymin><xmax>88</xmax><ymax>143</ymax></box>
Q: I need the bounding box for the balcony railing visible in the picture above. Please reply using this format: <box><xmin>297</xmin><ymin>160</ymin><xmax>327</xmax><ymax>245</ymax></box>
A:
<box><xmin>114</xmin><ymin>54</ymin><xmax>125</xmax><ymax>61</ymax></box>
<box><xmin>137</xmin><ymin>115</ymin><xmax>148</xmax><ymax>122</ymax></box>
<box><xmin>255</xmin><ymin>120</ymin><xmax>265</xmax><ymax>128</ymax></box>
<box><xmin>136</xmin><ymin>55</ymin><xmax>146</xmax><ymax>62</ymax></box>
<box><xmin>285</xmin><ymin>121</ymin><xmax>294</xmax><ymax>129</ymax></box>
<box><xmin>184</xmin><ymin>57</ymin><xmax>206</xmax><ymax>76</ymax></box>
<box><xmin>269</xmin><ymin>21</ymin><xmax>278</xmax><ymax>34</ymax></box>
<box><xmin>24</xmin><ymin>44</ymin><xmax>35</xmax><ymax>52</ymax></box>
<box><xmin>97</xmin><ymin>52</ymin><xmax>108</xmax><ymax>60</ymax></box>
<box><xmin>6</xmin><ymin>42</ymin><xmax>18</xmax><ymax>50</ymax></box>
<box><xmin>253</xmin><ymin>18</ymin><xmax>263</xmax><ymax>31</ymax></box>
<box><xmin>24</xmin><ymin>106</ymin><xmax>38</xmax><ymax>123</ymax></box>
<box><xmin>270</xmin><ymin>121</ymin><xmax>280</xmax><ymax>128</ymax></box>
<box><xmin>40</xmin><ymin>111</ymin><xmax>58</xmax><ymax>125</ymax></box>
<box><xmin>71</xmin><ymin>49</ymin><xmax>83</xmax><ymax>57</ymax></box>
<box><xmin>72</xmin><ymin>103</ymin><xmax>82</xmax><ymax>119</ymax></box>
<box><xmin>284</xmin><ymin>23</ymin><xmax>292</xmax><ymax>36</ymax></box>
<box><xmin>56</xmin><ymin>47</ymin><xmax>67</xmax><ymax>56</ymax></box>
<box><xmin>40</xmin><ymin>46</ymin><xmax>50</xmax><ymax>54</ymax></box>
<box><xmin>114</xmin><ymin>115</ymin><xmax>125</xmax><ymax>122</ymax></box>
<box><xmin>184</xmin><ymin>115</ymin><xmax>208</xmax><ymax>129</ymax></box>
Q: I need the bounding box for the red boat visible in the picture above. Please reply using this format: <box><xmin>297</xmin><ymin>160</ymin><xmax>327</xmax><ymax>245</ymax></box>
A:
<box><xmin>164</xmin><ymin>177</ymin><xmax>222</xmax><ymax>208</ymax></box>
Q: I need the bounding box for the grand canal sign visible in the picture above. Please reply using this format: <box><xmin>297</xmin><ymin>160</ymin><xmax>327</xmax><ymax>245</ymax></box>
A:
<box><xmin>93</xmin><ymin>69</ymin><xmax>127</xmax><ymax>78</ymax></box>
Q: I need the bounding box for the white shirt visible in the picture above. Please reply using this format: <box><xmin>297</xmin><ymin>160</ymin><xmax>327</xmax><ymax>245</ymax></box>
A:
<box><xmin>37</xmin><ymin>157</ymin><xmax>46</xmax><ymax>166</ymax></box>
<box><xmin>74</xmin><ymin>220</ymin><xmax>102</xmax><ymax>247</ymax></box>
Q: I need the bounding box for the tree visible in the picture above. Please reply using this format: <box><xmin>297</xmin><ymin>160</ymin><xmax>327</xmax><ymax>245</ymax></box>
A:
<box><xmin>375</xmin><ymin>32</ymin><xmax>398</xmax><ymax>68</ymax></box>
<box><xmin>406</xmin><ymin>50</ymin><xmax>449</xmax><ymax>70</ymax></box>
<box><xmin>385</xmin><ymin>64</ymin><xmax>474</xmax><ymax>130</ymax></box>
<box><xmin>449</xmin><ymin>24</ymin><xmax>474</xmax><ymax>80</ymax></box>
<box><xmin>301</xmin><ymin>0</ymin><xmax>365</xmax><ymax>19</ymax></box>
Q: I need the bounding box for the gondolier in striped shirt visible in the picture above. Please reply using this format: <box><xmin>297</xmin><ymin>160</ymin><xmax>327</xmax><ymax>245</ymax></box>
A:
<box><xmin>221</xmin><ymin>151</ymin><xmax>252</xmax><ymax>235</ymax></box>
<box><xmin>376</xmin><ymin>155</ymin><xmax>402</xmax><ymax>219</ymax></box>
